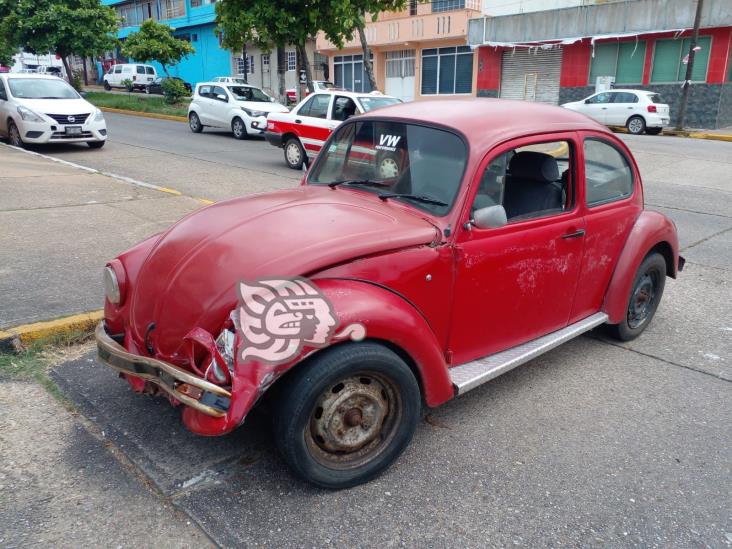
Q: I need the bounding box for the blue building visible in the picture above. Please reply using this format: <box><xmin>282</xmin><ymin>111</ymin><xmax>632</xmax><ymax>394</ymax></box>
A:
<box><xmin>102</xmin><ymin>0</ymin><xmax>232</xmax><ymax>85</ymax></box>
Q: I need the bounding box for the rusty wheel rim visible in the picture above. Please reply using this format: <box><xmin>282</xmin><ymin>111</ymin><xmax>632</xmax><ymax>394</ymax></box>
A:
<box><xmin>306</xmin><ymin>373</ymin><xmax>402</xmax><ymax>470</ymax></box>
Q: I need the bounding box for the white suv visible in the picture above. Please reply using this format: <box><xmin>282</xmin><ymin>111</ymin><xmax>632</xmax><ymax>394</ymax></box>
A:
<box><xmin>0</xmin><ymin>73</ymin><xmax>107</xmax><ymax>148</ymax></box>
<box><xmin>561</xmin><ymin>89</ymin><xmax>671</xmax><ymax>135</ymax></box>
<box><xmin>187</xmin><ymin>82</ymin><xmax>289</xmax><ymax>139</ymax></box>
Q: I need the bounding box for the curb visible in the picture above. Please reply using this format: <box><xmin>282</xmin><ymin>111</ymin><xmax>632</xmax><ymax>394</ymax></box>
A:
<box><xmin>609</xmin><ymin>125</ymin><xmax>732</xmax><ymax>142</ymax></box>
<box><xmin>0</xmin><ymin>311</ymin><xmax>103</xmax><ymax>352</ymax></box>
<box><xmin>98</xmin><ymin>107</ymin><xmax>188</xmax><ymax>123</ymax></box>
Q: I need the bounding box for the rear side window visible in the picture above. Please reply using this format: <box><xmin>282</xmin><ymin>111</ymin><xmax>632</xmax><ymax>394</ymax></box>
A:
<box><xmin>136</xmin><ymin>66</ymin><xmax>145</xmax><ymax>74</ymax></box>
<box><xmin>649</xmin><ymin>93</ymin><xmax>663</xmax><ymax>104</ymax></box>
<box><xmin>584</xmin><ymin>139</ymin><xmax>633</xmax><ymax>206</ymax></box>
<box><xmin>114</xmin><ymin>65</ymin><xmax>122</xmax><ymax>74</ymax></box>
<box><xmin>299</xmin><ymin>94</ymin><xmax>330</xmax><ymax>119</ymax></box>
<box><xmin>146</xmin><ymin>67</ymin><xmax>155</xmax><ymax>75</ymax></box>
<box><xmin>613</xmin><ymin>92</ymin><xmax>638</xmax><ymax>103</ymax></box>
<box><xmin>123</xmin><ymin>66</ymin><xmax>132</xmax><ymax>73</ymax></box>
<box><xmin>198</xmin><ymin>85</ymin><xmax>212</xmax><ymax>97</ymax></box>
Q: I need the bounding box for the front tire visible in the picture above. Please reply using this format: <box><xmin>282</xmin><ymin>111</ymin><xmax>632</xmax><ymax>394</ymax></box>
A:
<box><xmin>607</xmin><ymin>252</ymin><xmax>666</xmax><ymax>341</ymax></box>
<box><xmin>103</xmin><ymin>81</ymin><xmax>111</xmax><ymax>91</ymax></box>
<box><xmin>231</xmin><ymin>117</ymin><xmax>247</xmax><ymax>140</ymax></box>
<box><xmin>8</xmin><ymin>121</ymin><xmax>24</xmax><ymax>148</ymax></box>
<box><xmin>189</xmin><ymin>112</ymin><xmax>203</xmax><ymax>133</ymax></box>
<box><xmin>284</xmin><ymin>137</ymin><xmax>305</xmax><ymax>170</ymax></box>
<box><xmin>274</xmin><ymin>342</ymin><xmax>421</xmax><ymax>489</ymax></box>
<box><xmin>627</xmin><ymin>115</ymin><xmax>646</xmax><ymax>135</ymax></box>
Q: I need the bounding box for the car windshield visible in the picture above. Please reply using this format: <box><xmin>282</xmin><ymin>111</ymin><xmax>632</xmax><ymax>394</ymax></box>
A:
<box><xmin>309</xmin><ymin>120</ymin><xmax>467</xmax><ymax>216</ymax></box>
<box><xmin>649</xmin><ymin>93</ymin><xmax>664</xmax><ymax>104</ymax></box>
<box><xmin>228</xmin><ymin>85</ymin><xmax>270</xmax><ymax>102</ymax></box>
<box><xmin>8</xmin><ymin>78</ymin><xmax>79</xmax><ymax>99</ymax></box>
<box><xmin>358</xmin><ymin>96</ymin><xmax>402</xmax><ymax>112</ymax></box>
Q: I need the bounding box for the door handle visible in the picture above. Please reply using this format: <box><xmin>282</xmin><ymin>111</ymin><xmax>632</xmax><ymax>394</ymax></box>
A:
<box><xmin>561</xmin><ymin>229</ymin><xmax>585</xmax><ymax>239</ymax></box>
<box><xmin>601</xmin><ymin>107</ymin><xmax>607</xmax><ymax>110</ymax></box>
<box><xmin>295</xmin><ymin>119</ymin><xmax>302</xmax><ymax>124</ymax></box>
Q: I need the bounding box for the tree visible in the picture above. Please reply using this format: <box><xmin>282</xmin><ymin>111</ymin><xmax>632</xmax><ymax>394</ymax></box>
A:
<box><xmin>0</xmin><ymin>0</ymin><xmax>119</xmax><ymax>82</ymax></box>
<box><xmin>122</xmin><ymin>19</ymin><xmax>195</xmax><ymax>77</ymax></box>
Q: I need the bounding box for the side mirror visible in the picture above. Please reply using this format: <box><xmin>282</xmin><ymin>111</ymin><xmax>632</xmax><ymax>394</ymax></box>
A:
<box><xmin>472</xmin><ymin>205</ymin><xmax>507</xmax><ymax>230</ymax></box>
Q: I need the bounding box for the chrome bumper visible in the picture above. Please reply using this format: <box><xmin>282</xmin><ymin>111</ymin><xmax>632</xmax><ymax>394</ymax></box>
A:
<box><xmin>95</xmin><ymin>322</ymin><xmax>231</xmax><ymax>418</ymax></box>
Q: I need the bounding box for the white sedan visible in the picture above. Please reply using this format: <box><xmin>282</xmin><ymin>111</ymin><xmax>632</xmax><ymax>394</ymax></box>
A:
<box><xmin>561</xmin><ymin>89</ymin><xmax>670</xmax><ymax>135</ymax></box>
<box><xmin>0</xmin><ymin>73</ymin><xmax>107</xmax><ymax>148</ymax></box>
<box><xmin>187</xmin><ymin>82</ymin><xmax>288</xmax><ymax>139</ymax></box>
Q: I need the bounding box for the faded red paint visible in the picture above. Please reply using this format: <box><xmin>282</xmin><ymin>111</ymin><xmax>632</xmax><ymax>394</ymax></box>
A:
<box><xmin>99</xmin><ymin>99</ymin><xmax>680</xmax><ymax>437</ymax></box>
<box><xmin>560</xmin><ymin>39</ymin><xmax>591</xmax><ymax>87</ymax></box>
<box><xmin>477</xmin><ymin>46</ymin><xmax>502</xmax><ymax>91</ymax></box>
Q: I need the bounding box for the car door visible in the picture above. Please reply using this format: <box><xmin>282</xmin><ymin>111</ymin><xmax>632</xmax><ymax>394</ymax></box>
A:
<box><xmin>195</xmin><ymin>85</ymin><xmax>215</xmax><ymax>125</ymax></box>
<box><xmin>606</xmin><ymin>92</ymin><xmax>638</xmax><ymax>126</ymax></box>
<box><xmin>111</xmin><ymin>65</ymin><xmax>123</xmax><ymax>86</ymax></box>
<box><xmin>209</xmin><ymin>85</ymin><xmax>231</xmax><ymax>128</ymax></box>
<box><xmin>293</xmin><ymin>93</ymin><xmax>333</xmax><ymax>157</ymax></box>
<box><xmin>0</xmin><ymin>79</ymin><xmax>9</xmax><ymax>134</ymax></box>
<box><xmin>449</xmin><ymin>133</ymin><xmax>586</xmax><ymax>364</ymax></box>
<box><xmin>580</xmin><ymin>92</ymin><xmax>612</xmax><ymax>124</ymax></box>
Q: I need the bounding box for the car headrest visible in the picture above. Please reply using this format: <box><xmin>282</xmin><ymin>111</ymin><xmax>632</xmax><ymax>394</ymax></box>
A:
<box><xmin>508</xmin><ymin>151</ymin><xmax>560</xmax><ymax>183</ymax></box>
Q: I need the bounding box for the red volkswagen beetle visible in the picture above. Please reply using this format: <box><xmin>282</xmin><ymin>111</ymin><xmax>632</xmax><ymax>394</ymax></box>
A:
<box><xmin>97</xmin><ymin>99</ymin><xmax>682</xmax><ymax>488</ymax></box>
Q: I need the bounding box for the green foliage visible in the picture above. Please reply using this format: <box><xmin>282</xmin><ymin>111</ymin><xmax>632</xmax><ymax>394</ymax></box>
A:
<box><xmin>86</xmin><ymin>91</ymin><xmax>188</xmax><ymax>117</ymax></box>
<box><xmin>0</xmin><ymin>0</ymin><xmax>119</xmax><ymax>60</ymax></box>
<box><xmin>161</xmin><ymin>77</ymin><xmax>189</xmax><ymax>104</ymax></box>
<box><xmin>122</xmin><ymin>19</ymin><xmax>195</xmax><ymax>76</ymax></box>
<box><xmin>70</xmin><ymin>68</ymin><xmax>84</xmax><ymax>92</ymax></box>
<box><xmin>121</xmin><ymin>77</ymin><xmax>133</xmax><ymax>92</ymax></box>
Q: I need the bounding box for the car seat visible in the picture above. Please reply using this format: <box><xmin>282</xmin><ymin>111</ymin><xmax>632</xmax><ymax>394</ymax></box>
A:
<box><xmin>503</xmin><ymin>151</ymin><xmax>564</xmax><ymax>219</ymax></box>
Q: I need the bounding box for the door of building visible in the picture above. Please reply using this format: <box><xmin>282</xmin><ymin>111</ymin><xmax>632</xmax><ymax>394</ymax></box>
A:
<box><xmin>500</xmin><ymin>48</ymin><xmax>562</xmax><ymax>104</ymax></box>
<box><xmin>385</xmin><ymin>49</ymin><xmax>415</xmax><ymax>102</ymax></box>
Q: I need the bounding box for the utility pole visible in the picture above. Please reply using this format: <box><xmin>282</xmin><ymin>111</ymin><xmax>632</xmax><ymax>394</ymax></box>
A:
<box><xmin>676</xmin><ymin>0</ymin><xmax>704</xmax><ymax>130</ymax></box>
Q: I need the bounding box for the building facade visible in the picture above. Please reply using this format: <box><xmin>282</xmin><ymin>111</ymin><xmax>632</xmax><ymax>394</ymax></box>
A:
<box><xmin>316</xmin><ymin>0</ymin><xmax>482</xmax><ymax>102</ymax></box>
<box><xmin>470</xmin><ymin>0</ymin><xmax>732</xmax><ymax>128</ymax></box>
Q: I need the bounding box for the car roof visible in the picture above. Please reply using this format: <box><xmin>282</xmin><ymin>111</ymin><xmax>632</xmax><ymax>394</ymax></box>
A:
<box><xmin>357</xmin><ymin>98</ymin><xmax>612</xmax><ymax>150</ymax></box>
<box><xmin>199</xmin><ymin>81</ymin><xmax>256</xmax><ymax>88</ymax></box>
<box><xmin>600</xmin><ymin>89</ymin><xmax>654</xmax><ymax>95</ymax></box>
<box><xmin>307</xmin><ymin>90</ymin><xmax>397</xmax><ymax>99</ymax></box>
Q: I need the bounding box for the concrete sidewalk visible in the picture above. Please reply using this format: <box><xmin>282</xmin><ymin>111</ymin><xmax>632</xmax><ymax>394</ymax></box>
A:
<box><xmin>0</xmin><ymin>145</ymin><xmax>202</xmax><ymax>330</ymax></box>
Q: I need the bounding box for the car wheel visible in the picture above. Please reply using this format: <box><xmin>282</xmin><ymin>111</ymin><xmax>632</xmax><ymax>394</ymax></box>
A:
<box><xmin>103</xmin><ymin>81</ymin><xmax>111</xmax><ymax>91</ymax></box>
<box><xmin>188</xmin><ymin>112</ymin><xmax>203</xmax><ymax>133</ymax></box>
<box><xmin>646</xmin><ymin>127</ymin><xmax>663</xmax><ymax>136</ymax></box>
<box><xmin>626</xmin><ymin>115</ymin><xmax>646</xmax><ymax>135</ymax></box>
<box><xmin>274</xmin><ymin>342</ymin><xmax>421</xmax><ymax>489</ymax></box>
<box><xmin>284</xmin><ymin>137</ymin><xmax>305</xmax><ymax>170</ymax></box>
<box><xmin>87</xmin><ymin>141</ymin><xmax>105</xmax><ymax>149</ymax></box>
<box><xmin>231</xmin><ymin>117</ymin><xmax>247</xmax><ymax>140</ymax></box>
<box><xmin>8</xmin><ymin>121</ymin><xmax>24</xmax><ymax>148</ymax></box>
<box><xmin>607</xmin><ymin>252</ymin><xmax>666</xmax><ymax>342</ymax></box>
<box><xmin>144</xmin><ymin>86</ymin><xmax>150</xmax><ymax>95</ymax></box>
<box><xmin>377</xmin><ymin>153</ymin><xmax>400</xmax><ymax>179</ymax></box>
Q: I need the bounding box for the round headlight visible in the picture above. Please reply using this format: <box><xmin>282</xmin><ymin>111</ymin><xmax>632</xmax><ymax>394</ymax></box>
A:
<box><xmin>104</xmin><ymin>265</ymin><xmax>121</xmax><ymax>304</ymax></box>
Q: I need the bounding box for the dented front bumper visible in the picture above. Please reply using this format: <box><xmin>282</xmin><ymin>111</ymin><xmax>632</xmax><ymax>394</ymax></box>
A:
<box><xmin>95</xmin><ymin>322</ymin><xmax>231</xmax><ymax>418</ymax></box>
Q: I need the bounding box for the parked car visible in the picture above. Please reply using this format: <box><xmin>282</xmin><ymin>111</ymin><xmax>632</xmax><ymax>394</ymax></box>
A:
<box><xmin>96</xmin><ymin>99</ymin><xmax>682</xmax><ymax>489</ymax></box>
<box><xmin>265</xmin><ymin>90</ymin><xmax>401</xmax><ymax>169</ymax></box>
<box><xmin>0</xmin><ymin>73</ymin><xmax>107</xmax><ymax>148</ymax></box>
<box><xmin>212</xmin><ymin>76</ymin><xmax>248</xmax><ymax>84</ymax></box>
<box><xmin>187</xmin><ymin>82</ymin><xmax>288</xmax><ymax>139</ymax></box>
<box><xmin>103</xmin><ymin>63</ymin><xmax>157</xmax><ymax>91</ymax></box>
<box><xmin>144</xmin><ymin>76</ymin><xmax>192</xmax><ymax>95</ymax></box>
<box><xmin>561</xmin><ymin>89</ymin><xmax>670</xmax><ymax>135</ymax></box>
<box><xmin>286</xmin><ymin>80</ymin><xmax>337</xmax><ymax>104</ymax></box>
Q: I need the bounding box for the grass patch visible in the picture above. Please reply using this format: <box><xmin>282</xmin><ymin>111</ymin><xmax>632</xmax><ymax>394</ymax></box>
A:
<box><xmin>85</xmin><ymin>91</ymin><xmax>188</xmax><ymax>117</ymax></box>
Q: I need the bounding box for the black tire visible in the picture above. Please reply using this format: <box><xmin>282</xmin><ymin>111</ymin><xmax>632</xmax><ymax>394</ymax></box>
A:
<box><xmin>188</xmin><ymin>112</ymin><xmax>203</xmax><ymax>133</ymax></box>
<box><xmin>8</xmin><ymin>121</ymin><xmax>24</xmax><ymax>148</ymax></box>
<box><xmin>646</xmin><ymin>127</ymin><xmax>663</xmax><ymax>136</ymax></box>
<box><xmin>231</xmin><ymin>117</ymin><xmax>247</xmax><ymax>140</ymax></box>
<box><xmin>144</xmin><ymin>86</ymin><xmax>151</xmax><ymax>95</ymax></box>
<box><xmin>607</xmin><ymin>252</ymin><xmax>666</xmax><ymax>341</ymax></box>
<box><xmin>103</xmin><ymin>81</ymin><xmax>111</xmax><ymax>91</ymax></box>
<box><xmin>626</xmin><ymin>115</ymin><xmax>646</xmax><ymax>135</ymax></box>
<box><xmin>284</xmin><ymin>137</ymin><xmax>305</xmax><ymax>170</ymax></box>
<box><xmin>274</xmin><ymin>342</ymin><xmax>421</xmax><ymax>489</ymax></box>
<box><xmin>87</xmin><ymin>141</ymin><xmax>105</xmax><ymax>149</ymax></box>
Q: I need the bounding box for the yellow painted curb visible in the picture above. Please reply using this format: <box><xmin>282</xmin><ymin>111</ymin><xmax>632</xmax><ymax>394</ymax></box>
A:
<box><xmin>609</xmin><ymin>125</ymin><xmax>732</xmax><ymax>142</ymax></box>
<box><xmin>0</xmin><ymin>311</ymin><xmax>103</xmax><ymax>350</ymax></box>
<box><xmin>98</xmin><ymin>107</ymin><xmax>188</xmax><ymax>123</ymax></box>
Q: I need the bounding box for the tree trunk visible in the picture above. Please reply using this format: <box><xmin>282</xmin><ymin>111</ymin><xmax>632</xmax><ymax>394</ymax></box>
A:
<box><xmin>241</xmin><ymin>43</ymin><xmax>248</xmax><ymax>84</ymax></box>
<box><xmin>297</xmin><ymin>43</ymin><xmax>314</xmax><ymax>94</ymax></box>
<box><xmin>357</xmin><ymin>20</ymin><xmax>377</xmax><ymax>91</ymax></box>
<box><xmin>676</xmin><ymin>0</ymin><xmax>704</xmax><ymax>130</ymax></box>
<box><xmin>161</xmin><ymin>64</ymin><xmax>170</xmax><ymax>77</ymax></box>
<box><xmin>82</xmin><ymin>57</ymin><xmax>88</xmax><ymax>86</ymax></box>
<box><xmin>277</xmin><ymin>45</ymin><xmax>286</xmax><ymax>103</ymax></box>
<box><xmin>61</xmin><ymin>55</ymin><xmax>73</xmax><ymax>86</ymax></box>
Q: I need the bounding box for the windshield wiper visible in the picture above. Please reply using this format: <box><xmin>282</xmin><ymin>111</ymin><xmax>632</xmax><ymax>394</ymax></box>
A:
<box><xmin>378</xmin><ymin>193</ymin><xmax>448</xmax><ymax>206</ymax></box>
<box><xmin>328</xmin><ymin>178</ymin><xmax>390</xmax><ymax>189</ymax></box>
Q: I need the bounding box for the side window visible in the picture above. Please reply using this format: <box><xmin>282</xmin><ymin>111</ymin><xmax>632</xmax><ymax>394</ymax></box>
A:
<box><xmin>297</xmin><ymin>95</ymin><xmax>316</xmax><ymax>116</ymax></box>
<box><xmin>123</xmin><ymin>66</ymin><xmax>132</xmax><ymax>73</ymax></box>
<box><xmin>613</xmin><ymin>92</ymin><xmax>637</xmax><ymax>103</ymax></box>
<box><xmin>0</xmin><ymin>81</ymin><xmax>7</xmax><ymax>101</ymax></box>
<box><xmin>198</xmin><ymin>85</ymin><xmax>212</xmax><ymax>98</ymax></box>
<box><xmin>136</xmin><ymin>66</ymin><xmax>145</xmax><ymax>74</ymax></box>
<box><xmin>146</xmin><ymin>66</ymin><xmax>155</xmax><ymax>75</ymax></box>
<box><xmin>332</xmin><ymin>96</ymin><xmax>357</xmax><ymax>121</ymax></box>
<box><xmin>584</xmin><ymin>139</ymin><xmax>633</xmax><ymax>206</ymax></box>
<box><xmin>587</xmin><ymin>92</ymin><xmax>611</xmax><ymax>104</ymax></box>
<box><xmin>304</xmin><ymin>94</ymin><xmax>331</xmax><ymax>119</ymax></box>
<box><xmin>472</xmin><ymin>140</ymin><xmax>573</xmax><ymax>222</ymax></box>
<box><xmin>212</xmin><ymin>86</ymin><xmax>228</xmax><ymax>101</ymax></box>
<box><xmin>114</xmin><ymin>65</ymin><xmax>123</xmax><ymax>74</ymax></box>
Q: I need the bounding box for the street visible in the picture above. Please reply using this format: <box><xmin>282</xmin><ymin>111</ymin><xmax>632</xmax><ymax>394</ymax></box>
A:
<box><xmin>2</xmin><ymin>112</ymin><xmax>731</xmax><ymax>547</ymax></box>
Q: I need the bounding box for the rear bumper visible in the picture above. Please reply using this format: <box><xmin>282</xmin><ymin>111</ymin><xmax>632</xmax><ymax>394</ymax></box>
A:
<box><xmin>264</xmin><ymin>131</ymin><xmax>283</xmax><ymax>147</ymax></box>
<box><xmin>95</xmin><ymin>322</ymin><xmax>231</xmax><ymax>418</ymax></box>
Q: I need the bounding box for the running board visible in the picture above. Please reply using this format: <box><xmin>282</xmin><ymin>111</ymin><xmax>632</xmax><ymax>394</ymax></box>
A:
<box><xmin>449</xmin><ymin>312</ymin><xmax>608</xmax><ymax>395</ymax></box>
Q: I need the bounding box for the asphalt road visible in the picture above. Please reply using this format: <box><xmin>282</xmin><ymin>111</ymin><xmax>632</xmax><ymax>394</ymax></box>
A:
<box><xmin>6</xmin><ymin>113</ymin><xmax>732</xmax><ymax>547</ymax></box>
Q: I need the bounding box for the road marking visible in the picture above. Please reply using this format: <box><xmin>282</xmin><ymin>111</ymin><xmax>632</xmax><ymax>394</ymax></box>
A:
<box><xmin>0</xmin><ymin>141</ymin><xmax>212</xmax><ymax>205</ymax></box>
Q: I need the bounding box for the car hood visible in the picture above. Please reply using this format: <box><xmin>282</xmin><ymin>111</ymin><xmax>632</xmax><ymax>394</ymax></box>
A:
<box><xmin>21</xmin><ymin>98</ymin><xmax>96</xmax><ymax>116</ymax></box>
<box><xmin>235</xmin><ymin>100</ymin><xmax>288</xmax><ymax>113</ymax></box>
<box><xmin>130</xmin><ymin>185</ymin><xmax>440</xmax><ymax>357</ymax></box>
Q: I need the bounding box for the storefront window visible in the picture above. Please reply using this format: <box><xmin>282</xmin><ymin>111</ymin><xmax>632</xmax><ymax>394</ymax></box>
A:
<box><xmin>421</xmin><ymin>46</ymin><xmax>473</xmax><ymax>95</ymax></box>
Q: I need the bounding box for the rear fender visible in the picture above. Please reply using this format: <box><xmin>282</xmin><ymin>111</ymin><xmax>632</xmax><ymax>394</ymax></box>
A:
<box><xmin>603</xmin><ymin>210</ymin><xmax>680</xmax><ymax>324</ymax></box>
<box><xmin>181</xmin><ymin>278</ymin><xmax>454</xmax><ymax>436</ymax></box>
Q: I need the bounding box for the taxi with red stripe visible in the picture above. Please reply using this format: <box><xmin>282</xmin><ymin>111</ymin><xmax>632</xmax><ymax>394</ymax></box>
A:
<box><xmin>264</xmin><ymin>90</ymin><xmax>401</xmax><ymax>169</ymax></box>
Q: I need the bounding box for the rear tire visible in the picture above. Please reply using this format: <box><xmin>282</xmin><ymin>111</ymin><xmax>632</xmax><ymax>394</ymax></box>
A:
<box><xmin>189</xmin><ymin>112</ymin><xmax>203</xmax><ymax>133</ymax></box>
<box><xmin>87</xmin><ymin>141</ymin><xmax>105</xmax><ymax>149</ymax></box>
<box><xmin>274</xmin><ymin>342</ymin><xmax>421</xmax><ymax>489</ymax></box>
<box><xmin>646</xmin><ymin>127</ymin><xmax>662</xmax><ymax>136</ymax></box>
<box><xmin>626</xmin><ymin>115</ymin><xmax>646</xmax><ymax>135</ymax></box>
<box><xmin>103</xmin><ymin>81</ymin><xmax>111</xmax><ymax>91</ymax></box>
<box><xmin>8</xmin><ymin>121</ymin><xmax>24</xmax><ymax>148</ymax></box>
<box><xmin>607</xmin><ymin>252</ymin><xmax>666</xmax><ymax>341</ymax></box>
<box><xmin>231</xmin><ymin>117</ymin><xmax>247</xmax><ymax>140</ymax></box>
<box><xmin>284</xmin><ymin>137</ymin><xmax>305</xmax><ymax>170</ymax></box>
